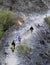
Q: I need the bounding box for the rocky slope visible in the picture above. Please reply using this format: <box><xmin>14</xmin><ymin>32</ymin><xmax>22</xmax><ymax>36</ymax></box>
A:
<box><xmin>42</xmin><ymin>0</ymin><xmax>50</xmax><ymax>9</ymax></box>
<box><xmin>0</xmin><ymin>0</ymin><xmax>50</xmax><ymax>65</ymax></box>
<box><xmin>0</xmin><ymin>0</ymin><xmax>49</xmax><ymax>14</ymax></box>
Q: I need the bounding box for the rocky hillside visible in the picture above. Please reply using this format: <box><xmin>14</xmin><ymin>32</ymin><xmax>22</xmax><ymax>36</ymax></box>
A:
<box><xmin>0</xmin><ymin>0</ymin><xmax>49</xmax><ymax>13</ymax></box>
<box><xmin>42</xmin><ymin>0</ymin><xmax>50</xmax><ymax>8</ymax></box>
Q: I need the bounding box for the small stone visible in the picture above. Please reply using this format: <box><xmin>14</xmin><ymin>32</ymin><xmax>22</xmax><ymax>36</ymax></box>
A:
<box><xmin>36</xmin><ymin>61</ymin><xmax>41</xmax><ymax>65</ymax></box>
<box><xmin>47</xmin><ymin>40</ymin><xmax>50</xmax><ymax>43</ymax></box>
<box><xmin>0</xmin><ymin>63</ymin><xmax>2</xmax><ymax>65</ymax></box>
<box><xmin>30</xmin><ymin>52</ymin><xmax>33</xmax><ymax>55</ymax></box>
<box><xmin>47</xmin><ymin>36</ymin><xmax>50</xmax><ymax>40</ymax></box>
<box><xmin>48</xmin><ymin>50</ymin><xmax>50</xmax><ymax>54</ymax></box>
<box><xmin>5</xmin><ymin>63</ymin><xmax>7</xmax><ymax>65</ymax></box>
<box><xmin>39</xmin><ymin>53</ymin><xmax>48</xmax><ymax>59</ymax></box>
<box><xmin>40</xmin><ymin>40</ymin><xmax>45</xmax><ymax>45</ymax></box>
<box><xmin>4</xmin><ymin>52</ymin><xmax>8</xmax><ymax>55</ymax></box>
<box><xmin>46</xmin><ymin>31</ymin><xmax>49</xmax><ymax>34</ymax></box>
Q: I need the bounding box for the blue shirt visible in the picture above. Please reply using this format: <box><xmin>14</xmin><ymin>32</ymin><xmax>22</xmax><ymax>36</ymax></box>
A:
<box><xmin>18</xmin><ymin>36</ymin><xmax>21</xmax><ymax>42</ymax></box>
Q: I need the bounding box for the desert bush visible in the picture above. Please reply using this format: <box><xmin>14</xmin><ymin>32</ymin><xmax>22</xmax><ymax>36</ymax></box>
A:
<box><xmin>0</xmin><ymin>10</ymin><xmax>19</xmax><ymax>37</ymax></box>
<box><xmin>39</xmin><ymin>52</ymin><xmax>48</xmax><ymax>59</ymax></box>
<box><xmin>44</xmin><ymin>16</ymin><xmax>50</xmax><ymax>25</ymax></box>
<box><xmin>17</xmin><ymin>45</ymin><xmax>31</xmax><ymax>55</ymax></box>
<box><xmin>0</xmin><ymin>10</ymin><xmax>14</xmax><ymax>31</ymax></box>
<box><xmin>0</xmin><ymin>10</ymin><xmax>14</xmax><ymax>37</ymax></box>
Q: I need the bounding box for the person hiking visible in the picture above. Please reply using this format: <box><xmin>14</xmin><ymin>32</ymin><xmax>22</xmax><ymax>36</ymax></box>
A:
<box><xmin>30</xmin><ymin>26</ymin><xmax>34</xmax><ymax>33</ymax></box>
<box><xmin>17</xmin><ymin>36</ymin><xmax>21</xmax><ymax>42</ymax></box>
<box><xmin>12</xmin><ymin>40</ymin><xmax>15</xmax><ymax>47</ymax></box>
<box><xmin>11</xmin><ymin>40</ymin><xmax>15</xmax><ymax>52</ymax></box>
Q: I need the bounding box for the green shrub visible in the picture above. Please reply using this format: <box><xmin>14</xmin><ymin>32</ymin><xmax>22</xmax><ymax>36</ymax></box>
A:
<box><xmin>0</xmin><ymin>10</ymin><xmax>15</xmax><ymax>31</ymax></box>
<box><xmin>17</xmin><ymin>45</ymin><xmax>31</xmax><ymax>55</ymax></box>
<box><xmin>40</xmin><ymin>40</ymin><xmax>45</xmax><ymax>45</ymax></box>
<box><xmin>0</xmin><ymin>31</ymin><xmax>3</xmax><ymax>37</ymax></box>
<box><xmin>44</xmin><ymin>16</ymin><xmax>50</xmax><ymax>25</ymax></box>
<box><xmin>0</xmin><ymin>25</ymin><xmax>3</xmax><ymax>31</ymax></box>
<box><xmin>0</xmin><ymin>25</ymin><xmax>4</xmax><ymax>37</ymax></box>
<box><xmin>0</xmin><ymin>10</ymin><xmax>15</xmax><ymax>37</ymax></box>
<box><xmin>0</xmin><ymin>10</ymin><xmax>20</xmax><ymax>38</ymax></box>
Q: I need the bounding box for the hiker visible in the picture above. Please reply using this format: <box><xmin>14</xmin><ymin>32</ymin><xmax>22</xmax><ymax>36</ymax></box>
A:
<box><xmin>12</xmin><ymin>40</ymin><xmax>15</xmax><ymax>47</ymax></box>
<box><xmin>30</xmin><ymin>26</ymin><xmax>34</xmax><ymax>33</ymax></box>
<box><xmin>17</xmin><ymin>36</ymin><xmax>21</xmax><ymax>42</ymax></box>
<box><xmin>11</xmin><ymin>40</ymin><xmax>15</xmax><ymax>52</ymax></box>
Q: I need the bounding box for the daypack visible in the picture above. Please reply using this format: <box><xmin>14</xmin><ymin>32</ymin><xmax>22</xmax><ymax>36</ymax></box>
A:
<box><xmin>11</xmin><ymin>45</ymin><xmax>15</xmax><ymax>52</ymax></box>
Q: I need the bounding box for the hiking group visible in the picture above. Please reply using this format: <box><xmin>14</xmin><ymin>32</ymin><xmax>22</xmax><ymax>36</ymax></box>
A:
<box><xmin>11</xmin><ymin>26</ymin><xmax>34</xmax><ymax>52</ymax></box>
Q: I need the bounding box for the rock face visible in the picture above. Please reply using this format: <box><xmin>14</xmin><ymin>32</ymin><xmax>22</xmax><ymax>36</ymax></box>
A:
<box><xmin>0</xmin><ymin>0</ymin><xmax>49</xmax><ymax>13</ymax></box>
